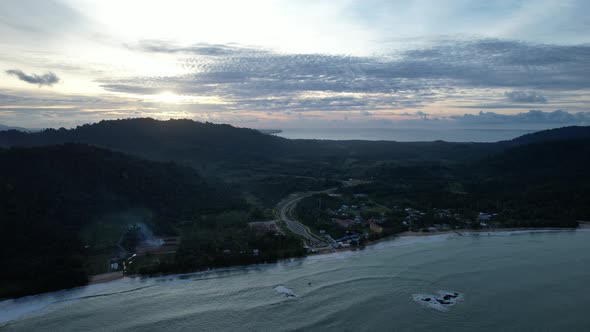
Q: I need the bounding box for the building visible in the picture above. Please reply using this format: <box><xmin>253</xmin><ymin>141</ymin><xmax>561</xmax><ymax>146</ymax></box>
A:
<box><xmin>369</xmin><ymin>221</ymin><xmax>383</xmax><ymax>233</ymax></box>
<box><xmin>333</xmin><ymin>218</ymin><xmax>355</xmax><ymax>227</ymax></box>
<box><xmin>110</xmin><ymin>261</ymin><xmax>119</xmax><ymax>271</ymax></box>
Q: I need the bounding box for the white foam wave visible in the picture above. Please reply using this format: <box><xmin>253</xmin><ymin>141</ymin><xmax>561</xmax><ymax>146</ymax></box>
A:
<box><xmin>274</xmin><ymin>286</ymin><xmax>297</xmax><ymax>298</ymax></box>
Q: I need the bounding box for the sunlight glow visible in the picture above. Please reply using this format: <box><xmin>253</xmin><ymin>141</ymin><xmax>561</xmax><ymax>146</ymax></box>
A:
<box><xmin>150</xmin><ymin>91</ymin><xmax>190</xmax><ymax>104</ymax></box>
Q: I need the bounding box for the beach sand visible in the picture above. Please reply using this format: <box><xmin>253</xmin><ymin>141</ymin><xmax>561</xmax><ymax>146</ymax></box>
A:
<box><xmin>88</xmin><ymin>272</ymin><xmax>124</xmax><ymax>285</ymax></box>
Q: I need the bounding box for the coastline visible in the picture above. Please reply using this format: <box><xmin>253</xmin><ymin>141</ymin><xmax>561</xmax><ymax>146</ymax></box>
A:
<box><xmin>369</xmin><ymin>224</ymin><xmax>586</xmax><ymax>245</ymax></box>
<box><xmin>88</xmin><ymin>272</ymin><xmax>124</xmax><ymax>285</ymax></box>
<box><xmin>87</xmin><ymin>224</ymin><xmax>587</xmax><ymax>286</ymax></box>
<box><xmin>318</xmin><ymin>225</ymin><xmax>586</xmax><ymax>256</ymax></box>
<box><xmin>2</xmin><ymin>225</ymin><xmax>588</xmax><ymax>326</ymax></box>
<box><xmin>397</xmin><ymin>225</ymin><xmax>586</xmax><ymax>237</ymax></box>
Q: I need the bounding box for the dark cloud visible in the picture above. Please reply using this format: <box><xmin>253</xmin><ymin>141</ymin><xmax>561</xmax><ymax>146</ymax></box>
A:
<box><xmin>455</xmin><ymin>103</ymin><xmax>548</xmax><ymax>109</ymax></box>
<box><xmin>6</xmin><ymin>69</ymin><xmax>60</xmax><ymax>86</ymax></box>
<box><xmin>450</xmin><ymin>110</ymin><xmax>590</xmax><ymax>125</ymax></box>
<box><xmin>414</xmin><ymin>111</ymin><xmax>429</xmax><ymax>118</ymax></box>
<box><xmin>504</xmin><ymin>90</ymin><xmax>547</xmax><ymax>103</ymax></box>
<box><xmin>134</xmin><ymin>41</ymin><xmax>267</xmax><ymax>56</ymax></box>
<box><xmin>101</xmin><ymin>38</ymin><xmax>590</xmax><ymax>112</ymax></box>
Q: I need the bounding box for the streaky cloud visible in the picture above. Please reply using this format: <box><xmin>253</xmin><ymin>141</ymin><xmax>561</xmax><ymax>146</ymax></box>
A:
<box><xmin>504</xmin><ymin>90</ymin><xmax>547</xmax><ymax>103</ymax></box>
<box><xmin>449</xmin><ymin>110</ymin><xmax>590</xmax><ymax>125</ymax></box>
<box><xmin>6</xmin><ymin>69</ymin><xmax>60</xmax><ymax>87</ymax></box>
<box><xmin>101</xmin><ymin>38</ymin><xmax>590</xmax><ymax>113</ymax></box>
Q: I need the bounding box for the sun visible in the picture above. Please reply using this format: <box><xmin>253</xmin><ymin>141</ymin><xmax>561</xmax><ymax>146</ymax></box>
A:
<box><xmin>151</xmin><ymin>91</ymin><xmax>187</xmax><ymax>103</ymax></box>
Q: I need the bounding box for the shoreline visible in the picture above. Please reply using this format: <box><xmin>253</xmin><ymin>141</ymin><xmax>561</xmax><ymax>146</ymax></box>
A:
<box><xmin>88</xmin><ymin>271</ymin><xmax>124</xmax><ymax>285</ymax></box>
<box><xmin>87</xmin><ymin>224</ymin><xmax>586</xmax><ymax>286</ymax></box>
<box><xmin>398</xmin><ymin>225</ymin><xmax>584</xmax><ymax>237</ymax></box>
<box><xmin>0</xmin><ymin>222</ymin><xmax>590</xmax><ymax>316</ymax></box>
<box><xmin>4</xmin><ymin>225</ymin><xmax>590</xmax><ymax>329</ymax></box>
<box><xmin>313</xmin><ymin>225</ymin><xmax>584</xmax><ymax>255</ymax></box>
<box><xmin>362</xmin><ymin>224</ymin><xmax>589</xmax><ymax>249</ymax></box>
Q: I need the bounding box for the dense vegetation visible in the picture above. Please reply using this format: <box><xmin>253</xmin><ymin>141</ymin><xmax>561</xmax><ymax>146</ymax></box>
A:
<box><xmin>353</xmin><ymin>139</ymin><xmax>590</xmax><ymax>230</ymax></box>
<box><xmin>0</xmin><ymin>144</ymin><xmax>299</xmax><ymax>298</ymax></box>
<box><xmin>1</xmin><ymin>119</ymin><xmax>589</xmax><ymax>299</ymax></box>
<box><xmin>0</xmin><ymin>118</ymin><xmax>499</xmax><ymax>180</ymax></box>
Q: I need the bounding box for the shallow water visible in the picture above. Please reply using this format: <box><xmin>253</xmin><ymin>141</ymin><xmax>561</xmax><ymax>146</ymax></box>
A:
<box><xmin>2</xmin><ymin>230</ymin><xmax>590</xmax><ymax>331</ymax></box>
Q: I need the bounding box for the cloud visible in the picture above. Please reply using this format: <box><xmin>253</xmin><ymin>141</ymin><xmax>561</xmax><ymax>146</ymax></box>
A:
<box><xmin>6</xmin><ymin>69</ymin><xmax>60</xmax><ymax>86</ymax></box>
<box><xmin>414</xmin><ymin>111</ymin><xmax>430</xmax><ymax>119</ymax></box>
<box><xmin>0</xmin><ymin>0</ymin><xmax>88</xmax><ymax>48</ymax></box>
<box><xmin>504</xmin><ymin>90</ymin><xmax>547</xmax><ymax>103</ymax></box>
<box><xmin>100</xmin><ymin>38</ymin><xmax>590</xmax><ymax>113</ymax></box>
<box><xmin>449</xmin><ymin>110</ymin><xmax>590</xmax><ymax>125</ymax></box>
<box><xmin>133</xmin><ymin>41</ymin><xmax>267</xmax><ymax>57</ymax></box>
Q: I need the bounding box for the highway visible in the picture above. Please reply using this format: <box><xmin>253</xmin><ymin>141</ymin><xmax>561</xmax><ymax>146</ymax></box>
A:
<box><xmin>276</xmin><ymin>179</ymin><xmax>370</xmax><ymax>249</ymax></box>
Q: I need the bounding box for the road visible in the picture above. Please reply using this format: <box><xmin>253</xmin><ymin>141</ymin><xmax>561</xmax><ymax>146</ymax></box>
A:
<box><xmin>276</xmin><ymin>179</ymin><xmax>370</xmax><ymax>249</ymax></box>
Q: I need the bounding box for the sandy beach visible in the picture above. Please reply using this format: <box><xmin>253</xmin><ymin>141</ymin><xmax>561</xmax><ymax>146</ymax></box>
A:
<box><xmin>87</xmin><ymin>224</ymin><xmax>589</xmax><ymax>285</ymax></box>
<box><xmin>88</xmin><ymin>272</ymin><xmax>124</xmax><ymax>285</ymax></box>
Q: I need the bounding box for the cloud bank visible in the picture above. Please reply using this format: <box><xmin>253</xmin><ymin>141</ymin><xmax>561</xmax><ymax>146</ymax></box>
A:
<box><xmin>504</xmin><ymin>90</ymin><xmax>547</xmax><ymax>103</ymax></box>
<box><xmin>449</xmin><ymin>110</ymin><xmax>590</xmax><ymax>126</ymax></box>
<box><xmin>101</xmin><ymin>39</ymin><xmax>590</xmax><ymax>113</ymax></box>
<box><xmin>6</xmin><ymin>69</ymin><xmax>60</xmax><ymax>86</ymax></box>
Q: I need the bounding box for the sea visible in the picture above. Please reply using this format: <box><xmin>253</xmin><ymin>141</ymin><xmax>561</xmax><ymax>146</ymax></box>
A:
<box><xmin>275</xmin><ymin>128</ymin><xmax>536</xmax><ymax>142</ymax></box>
<box><xmin>2</xmin><ymin>229</ymin><xmax>590</xmax><ymax>331</ymax></box>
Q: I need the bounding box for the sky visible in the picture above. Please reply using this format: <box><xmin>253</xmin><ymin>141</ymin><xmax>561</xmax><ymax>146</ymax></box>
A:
<box><xmin>1</xmin><ymin>0</ymin><xmax>589</xmax><ymax>129</ymax></box>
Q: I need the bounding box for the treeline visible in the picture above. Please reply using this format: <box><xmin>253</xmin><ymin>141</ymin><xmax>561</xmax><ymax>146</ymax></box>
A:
<box><xmin>0</xmin><ymin>118</ymin><xmax>500</xmax><ymax>186</ymax></box>
<box><xmin>135</xmin><ymin>229</ymin><xmax>306</xmax><ymax>275</ymax></box>
<box><xmin>1</xmin><ymin>120</ymin><xmax>589</xmax><ymax>298</ymax></box>
<box><xmin>0</xmin><ymin>144</ymin><xmax>243</xmax><ymax>298</ymax></box>
<box><xmin>360</xmin><ymin>139</ymin><xmax>590</xmax><ymax>228</ymax></box>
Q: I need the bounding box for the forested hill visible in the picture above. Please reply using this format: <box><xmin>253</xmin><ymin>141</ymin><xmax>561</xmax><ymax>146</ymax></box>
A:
<box><xmin>0</xmin><ymin>144</ymin><xmax>243</xmax><ymax>298</ymax></box>
<box><xmin>0</xmin><ymin>118</ymin><xmax>287</xmax><ymax>164</ymax></box>
<box><xmin>0</xmin><ymin>123</ymin><xmax>31</xmax><ymax>132</ymax></box>
<box><xmin>507</xmin><ymin>125</ymin><xmax>590</xmax><ymax>145</ymax></box>
<box><xmin>477</xmin><ymin>138</ymin><xmax>590</xmax><ymax>178</ymax></box>
<box><xmin>463</xmin><ymin>138</ymin><xmax>590</xmax><ymax>226</ymax></box>
<box><xmin>0</xmin><ymin>118</ymin><xmax>498</xmax><ymax>168</ymax></box>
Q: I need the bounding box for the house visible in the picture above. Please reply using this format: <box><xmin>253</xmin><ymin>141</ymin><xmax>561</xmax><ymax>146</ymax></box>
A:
<box><xmin>333</xmin><ymin>218</ymin><xmax>355</xmax><ymax>227</ymax></box>
<box><xmin>478</xmin><ymin>212</ymin><xmax>497</xmax><ymax>221</ymax></box>
<box><xmin>248</xmin><ymin>221</ymin><xmax>284</xmax><ymax>235</ymax></box>
<box><xmin>433</xmin><ymin>208</ymin><xmax>452</xmax><ymax>219</ymax></box>
<box><xmin>369</xmin><ymin>221</ymin><xmax>383</xmax><ymax>233</ymax></box>
<box><xmin>335</xmin><ymin>234</ymin><xmax>361</xmax><ymax>242</ymax></box>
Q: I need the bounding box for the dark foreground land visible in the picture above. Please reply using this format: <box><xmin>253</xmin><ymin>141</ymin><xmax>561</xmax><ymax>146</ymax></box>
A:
<box><xmin>1</xmin><ymin>119</ymin><xmax>589</xmax><ymax>298</ymax></box>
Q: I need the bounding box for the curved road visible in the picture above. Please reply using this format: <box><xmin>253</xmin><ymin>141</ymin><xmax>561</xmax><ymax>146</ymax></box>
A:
<box><xmin>276</xmin><ymin>180</ymin><xmax>369</xmax><ymax>249</ymax></box>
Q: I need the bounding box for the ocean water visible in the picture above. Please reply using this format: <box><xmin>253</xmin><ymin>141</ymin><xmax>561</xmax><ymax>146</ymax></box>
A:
<box><xmin>275</xmin><ymin>128</ymin><xmax>537</xmax><ymax>142</ymax></box>
<box><xmin>2</xmin><ymin>230</ymin><xmax>590</xmax><ymax>331</ymax></box>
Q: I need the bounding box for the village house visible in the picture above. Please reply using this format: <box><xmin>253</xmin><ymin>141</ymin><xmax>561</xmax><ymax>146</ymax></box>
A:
<box><xmin>369</xmin><ymin>221</ymin><xmax>383</xmax><ymax>233</ymax></box>
<box><xmin>332</xmin><ymin>218</ymin><xmax>355</xmax><ymax>228</ymax></box>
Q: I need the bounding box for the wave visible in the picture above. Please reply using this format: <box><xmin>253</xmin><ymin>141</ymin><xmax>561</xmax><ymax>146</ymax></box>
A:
<box><xmin>274</xmin><ymin>286</ymin><xmax>297</xmax><ymax>298</ymax></box>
